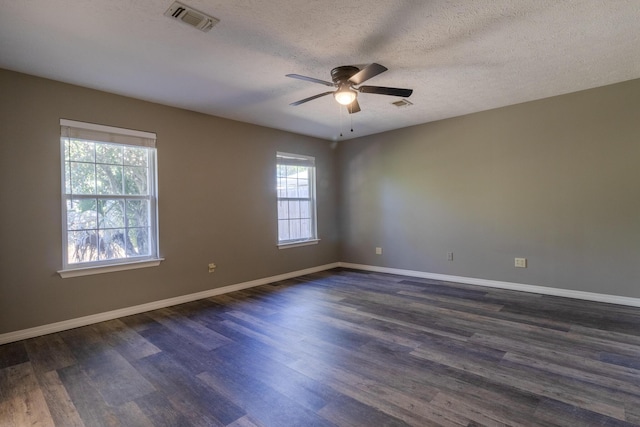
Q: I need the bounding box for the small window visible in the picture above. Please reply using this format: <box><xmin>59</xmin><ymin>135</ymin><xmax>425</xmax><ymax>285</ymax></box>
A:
<box><xmin>276</xmin><ymin>152</ymin><xmax>318</xmax><ymax>247</ymax></box>
<box><xmin>59</xmin><ymin>119</ymin><xmax>160</xmax><ymax>275</ymax></box>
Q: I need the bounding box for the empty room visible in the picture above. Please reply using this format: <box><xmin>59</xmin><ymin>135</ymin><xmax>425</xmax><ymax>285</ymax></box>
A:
<box><xmin>1</xmin><ymin>1</ymin><xmax>640</xmax><ymax>426</ymax></box>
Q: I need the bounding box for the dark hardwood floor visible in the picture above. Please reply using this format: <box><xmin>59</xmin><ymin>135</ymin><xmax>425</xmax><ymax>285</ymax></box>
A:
<box><xmin>2</xmin><ymin>268</ymin><xmax>640</xmax><ymax>426</ymax></box>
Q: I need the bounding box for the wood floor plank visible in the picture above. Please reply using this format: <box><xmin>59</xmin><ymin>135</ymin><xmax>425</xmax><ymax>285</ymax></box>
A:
<box><xmin>289</xmin><ymin>355</ymin><xmax>469</xmax><ymax>427</ymax></box>
<box><xmin>397</xmin><ymin>289</ymin><xmax>506</xmax><ymax>312</ymax></box>
<box><xmin>24</xmin><ymin>333</ymin><xmax>77</xmax><ymax>374</ymax></box>
<box><xmin>2</xmin><ymin>268</ymin><xmax>640</xmax><ymax>426</ymax></box>
<box><xmin>132</xmin><ymin>351</ymin><xmax>246</xmax><ymax>426</ymax></box>
<box><xmin>146</xmin><ymin>307</ymin><xmax>232</xmax><ymax>351</ymax></box>
<box><xmin>93</xmin><ymin>319</ymin><xmax>161</xmax><ymax>361</ymax></box>
<box><xmin>533</xmin><ymin>397</ymin><xmax>636</xmax><ymax>427</ymax></box>
<box><xmin>197</xmin><ymin>369</ymin><xmax>338</xmax><ymax>427</ymax></box>
<box><xmin>349</xmin><ymin>346</ymin><xmax>543</xmax><ymax>426</ymax></box>
<box><xmin>56</xmin><ymin>364</ymin><xmax>123</xmax><ymax>426</ymax></box>
<box><xmin>74</xmin><ymin>346</ymin><xmax>156</xmax><ymax>406</ymax></box>
<box><xmin>317</xmin><ymin>398</ymin><xmax>422</xmax><ymax>427</ymax></box>
<box><xmin>428</xmin><ymin>391</ymin><xmax>529</xmax><ymax>427</ymax></box>
<box><xmin>0</xmin><ymin>341</ymin><xmax>29</xmax><ymax>370</ymax></box>
<box><xmin>192</xmin><ymin>315</ymin><xmax>301</xmax><ymax>367</ymax></box>
<box><xmin>112</xmin><ymin>401</ymin><xmax>156</xmax><ymax>427</ymax></box>
<box><xmin>502</xmin><ymin>351</ymin><xmax>640</xmax><ymax>399</ymax></box>
<box><xmin>38</xmin><ymin>369</ymin><xmax>85</xmax><ymax>427</ymax></box>
<box><xmin>469</xmin><ymin>332</ymin><xmax>640</xmax><ymax>385</ymax></box>
<box><xmin>213</xmin><ymin>342</ymin><xmax>339</xmax><ymax>413</ymax></box>
<box><xmin>118</xmin><ymin>312</ymin><xmax>159</xmax><ymax>333</ymax></box>
<box><xmin>195</xmin><ymin>346</ymin><xmax>339</xmax><ymax>427</ymax></box>
<box><xmin>0</xmin><ymin>362</ymin><xmax>54</xmax><ymax>427</ymax></box>
<box><xmin>625</xmin><ymin>402</ymin><xmax>640</xmax><ymax>424</ymax></box>
<box><xmin>225</xmin><ymin>414</ymin><xmax>267</xmax><ymax>427</ymax></box>
<box><xmin>134</xmin><ymin>392</ymin><xmax>193</xmax><ymax>427</ymax></box>
<box><xmin>410</xmin><ymin>346</ymin><xmax>627</xmax><ymax>420</ymax></box>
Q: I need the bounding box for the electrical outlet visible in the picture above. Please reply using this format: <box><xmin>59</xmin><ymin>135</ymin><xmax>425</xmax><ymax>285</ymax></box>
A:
<box><xmin>447</xmin><ymin>252</ymin><xmax>453</xmax><ymax>261</ymax></box>
<box><xmin>208</xmin><ymin>262</ymin><xmax>216</xmax><ymax>273</ymax></box>
<box><xmin>514</xmin><ymin>258</ymin><xmax>527</xmax><ymax>268</ymax></box>
<box><xmin>375</xmin><ymin>247</ymin><xmax>383</xmax><ymax>255</ymax></box>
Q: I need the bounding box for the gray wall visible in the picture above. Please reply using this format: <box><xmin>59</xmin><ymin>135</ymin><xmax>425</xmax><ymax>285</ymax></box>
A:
<box><xmin>338</xmin><ymin>78</ymin><xmax>640</xmax><ymax>298</ymax></box>
<box><xmin>2</xmin><ymin>67</ymin><xmax>639</xmax><ymax>336</ymax></box>
<box><xmin>0</xmin><ymin>69</ymin><xmax>339</xmax><ymax>334</ymax></box>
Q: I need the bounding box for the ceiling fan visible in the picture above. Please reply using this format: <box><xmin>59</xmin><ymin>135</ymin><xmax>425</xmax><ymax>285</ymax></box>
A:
<box><xmin>286</xmin><ymin>63</ymin><xmax>413</xmax><ymax>114</ymax></box>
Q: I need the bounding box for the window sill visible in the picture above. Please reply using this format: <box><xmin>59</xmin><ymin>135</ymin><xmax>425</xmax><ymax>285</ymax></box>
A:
<box><xmin>278</xmin><ymin>239</ymin><xmax>320</xmax><ymax>249</ymax></box>
<box><xmin>58</xmin><ymin>258</ymin><xmax>164</xmax><ymax>278</ymax></box>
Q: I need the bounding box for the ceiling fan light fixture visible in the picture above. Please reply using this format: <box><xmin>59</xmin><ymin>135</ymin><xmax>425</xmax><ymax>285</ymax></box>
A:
<box><xmin>334</xmin><ymin>88</ymin><xmax>357</xmax><ymax>105</ymax></box>
<box><xmin>287</xmin><ymin>63</ymin><xmax>412</xmax><ymax>113</ymax></box>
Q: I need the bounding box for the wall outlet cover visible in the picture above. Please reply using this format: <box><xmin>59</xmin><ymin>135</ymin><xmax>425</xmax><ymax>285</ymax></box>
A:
<box><xmin>515</xmin><ymin>258</ymin><xmax>527</xmax><ymax>268</ymax></box>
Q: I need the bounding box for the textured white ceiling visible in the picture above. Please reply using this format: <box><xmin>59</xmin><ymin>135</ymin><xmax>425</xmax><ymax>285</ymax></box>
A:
<box><xmin>1</xmin><ymin>1</ymin><xmax>639</xmax><ymax>141</ymax></box>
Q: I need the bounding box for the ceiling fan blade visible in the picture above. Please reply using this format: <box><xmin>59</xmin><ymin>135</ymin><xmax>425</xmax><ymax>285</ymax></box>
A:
<box><xmin>348</xmin><ymin>63</ymin><xmax>388</xmax><ymax>85</ymax></box>
<box><xmin>286</xmin><ymin>74</ymin><xmax>335</xmax><ymax>87</ymax></box>
<box><xmin>290</xmin><ymin>91</ymin><xmax>334</xmax><ymax>106</ymax></box>
<box><xmin>358</xmin><ymin>86</ymin><xmax>413</xmax><ymax>97</ymax></box>
<box><xmin>347</xmin><ymin>99</ymin><xmax>361</xmax><ymax>114</ymax></box>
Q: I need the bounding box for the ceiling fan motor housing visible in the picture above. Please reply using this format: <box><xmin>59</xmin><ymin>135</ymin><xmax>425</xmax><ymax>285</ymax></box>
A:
<box><xmin>331</xmin><ymin>66</ymin><xmax>360</xmax><ymax>85</ymax></box>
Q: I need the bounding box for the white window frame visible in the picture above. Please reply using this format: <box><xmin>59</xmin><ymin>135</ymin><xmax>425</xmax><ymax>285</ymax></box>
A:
<box><xmin>58</xmin><ymin>119</ymin><xmax>162</xmax><ymax>278</ymax></box>
<box><xmin>276</xmin><ymin>152</ymin><xmax>319</xmax><ymax>248</ymax></box>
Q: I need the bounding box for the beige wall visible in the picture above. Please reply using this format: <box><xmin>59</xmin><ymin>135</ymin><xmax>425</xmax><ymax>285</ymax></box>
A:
<box><xmin>0</xmin><ymin>69</ymin><xmax>339</xmax><ymax>334</ymax></box>
<box><xmin>338</xmin><ymin>78</ymin><xmax>640</xmax><ymax>298</ymax></box>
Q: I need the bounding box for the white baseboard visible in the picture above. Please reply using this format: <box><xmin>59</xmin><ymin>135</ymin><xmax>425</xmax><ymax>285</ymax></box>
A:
<box><xmin>0</xmin><ymin>262</ymin><xmax>340</xmax><ymax>345</ymax></box>
<box><xmin>339</xmin><ymin>262</ymin><xmax>640</xmax><ymax>308</ymax></box>
<box><xmin>3</xmin><ymin>261</ymin><xmax>639</xmax><ymax>345</ymax></box>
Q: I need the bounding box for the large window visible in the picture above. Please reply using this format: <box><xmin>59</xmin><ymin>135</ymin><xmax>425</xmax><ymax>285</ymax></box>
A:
<box><xmin>276</xmin><ymin>152</ymin><xmax>318</xmax><ymax>247</ymax></box>
<box><xmin>60</xmin><ymin>119</ymin><xmax>160</xmax><ymax>275</ymax></box>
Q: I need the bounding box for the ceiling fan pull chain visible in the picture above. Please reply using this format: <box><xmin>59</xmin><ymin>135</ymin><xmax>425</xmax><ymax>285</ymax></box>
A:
<box><xmin>339</xmin><ymin>102</ymin><xmax>344</xmax><ymax>137</ymax></box>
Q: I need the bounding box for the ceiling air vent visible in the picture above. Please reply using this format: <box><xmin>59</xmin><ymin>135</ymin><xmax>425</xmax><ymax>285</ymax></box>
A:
<box><xmin>392</xmin><ymin>99</ymin><xmax>413</xmax><ymax>108</ymax></box>
<box><xmin>164</xmin><ymin>1</ymin><xmax>219</xmax><ymax>32</ymax></box>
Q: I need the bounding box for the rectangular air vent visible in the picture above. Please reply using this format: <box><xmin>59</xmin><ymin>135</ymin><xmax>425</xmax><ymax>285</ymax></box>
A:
<box><xmin>164</xmin><ymin>1</ymin><xmax>219</xmax><ymax>32</ymax></box>
<box><xmin>392</xmin><ymin>99</ymin><xmax>413</xmax><ymax>108</ymax></box>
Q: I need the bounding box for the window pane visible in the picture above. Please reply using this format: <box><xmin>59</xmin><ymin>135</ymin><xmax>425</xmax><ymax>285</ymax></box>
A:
<box><xmin>96</xmin><ymin>164</ymin><xmax>124</xmax><ymax>195</ymax></box>
<box><xmin>128</xmin><ymin>228</ymin><xmax>150</xmax><ymax>256</ymax></box>
<box><xmin>64</xmin><ymin>140</ymin><xmax>70</xmax><ymax>162</ymax></box>
<box><xmin>277</xmin><ymin>177</ymin><xmax>287</xmax><ymax>198</ymax></box>
<box><xmin>289</xmin><ymin>219</ymin><xmax>301</xmax><ymax>240</ymax></box>
<box><xmin>286</xmin><ymin>177</ymin><xmax>298</xmax><ymax>197</ymax></box>
<box><xmin>301</xmin><ymin>219</ymin><xmax>312</xmax><ymax>239</ymax></box>
<box><xmin>64</xmin><ymin>162</ymin><xmax>71</xmax><ymax>194</ymax></box>
<box><xmin>69</xmin><ymin>230</ymin><xmax>99</xmax><ymax>263</ymax></box>
<box><xmin>298</xmin><ymin>178</ymin><xmax>309</xmax><ymax>197</ymax></box>
<box><xmin>288</xmin><ymin>200</ymin><xmax>300</xmax><ymax>219</ymax></box>
<box><xmin>98</xmin><ymin>199</ymin><xmax>125</xmax><ymax>229</ymax></box>
<box><xmin>125</xmin><ymin>166</ymin><xmax>148</xmax><ymax>195</ymax></box>
<box><xmin>99</xmin><ymin>229</ymin><xmax>126</xmax><ymax>260</ymax></box>
<box><xmin>126</xmin><ymin>200</ymin><xmax>149</xmax><ymax>227</ymax></box>
<box><xmin>69</xmin><ymin>139</ymin><xmax>94</xmax><ymax>162</ymax></box>
<box><xmin>277</xmin><ymin>200</ymin><xmax>288</xmax><ymax>221</ymax></box>
<box><xmin>67</xmin><ymin>199</ymin><xmax>98</xmax><ymax>230</ymax></box>
<box><xmin>278</xmin><ymin>220</ymin><xmax>290</xmax><ymax>241</ymax></box>
<box><xmin>96</xmin><ymin>144</ymin><xmax>123</xmax><ymax>165</ymax></box>
<box><xmin>300</xmin><ymin>201</ymin><xmax>310</xmax><ymax>219</ymax></box>
<box><xmin>124</xmin><ymin>146</ymin><xmax>148</xmax><ymax>167</ymax></box>
<box><xmin>70</xmin><ymin>162</ymin><xmax>96</xmax><ymax>194</ymax></box>
<box><xmin>286</xmin><ymin>165</ymin><xmax>297</xmax><ymax>177</ymax></box>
